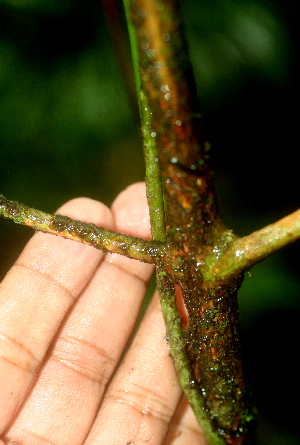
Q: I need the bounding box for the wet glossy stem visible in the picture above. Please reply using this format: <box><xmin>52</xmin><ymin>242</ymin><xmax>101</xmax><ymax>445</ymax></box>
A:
<box><xmin>0</xmin><ymin>194</ymin><xmax>164</xmax><ymax>263</ymax></box>
<box><xmin>123</xmin><ymin>4</ymin><xmax>223</xmax><ymax>442</ymax></box>
<box><xmin>207</xmin><ymin>208</ymin><xmax>300</xmax><ymax>280</ymax></box>
<box><xmin>156</xmin><ymin>270</ymin><xmax>225</xmax><ymax>445</ymax></box>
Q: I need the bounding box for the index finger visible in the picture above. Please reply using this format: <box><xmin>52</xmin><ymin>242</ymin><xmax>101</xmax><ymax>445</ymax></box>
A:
<box><xmin>0</xmin><ymin>197</ymin><xmax>114</xmax><ymax>433</ymax></box>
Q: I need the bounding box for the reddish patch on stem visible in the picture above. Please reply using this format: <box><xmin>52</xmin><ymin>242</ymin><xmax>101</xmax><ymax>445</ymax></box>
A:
<box><xmin>175</xmin><ymin>284</ymin><xmax>189</xmax><ymax>330</ymax></box>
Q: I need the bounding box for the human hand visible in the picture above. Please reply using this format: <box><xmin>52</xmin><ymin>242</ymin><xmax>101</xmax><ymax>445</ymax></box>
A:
<box><xmin>0</xmin><ymin>182</ymin><xmax>205</xmax><ymax>445</ymax></box>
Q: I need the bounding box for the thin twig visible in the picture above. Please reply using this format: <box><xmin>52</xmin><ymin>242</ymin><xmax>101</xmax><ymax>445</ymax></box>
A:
<box><xmin>0</xmin><ymin>194</ymin><xmax>164</xmax><ymax>264</ymax></box>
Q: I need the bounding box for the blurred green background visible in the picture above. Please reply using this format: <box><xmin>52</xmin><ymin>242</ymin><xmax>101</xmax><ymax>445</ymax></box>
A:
<box><xmin>0</xmin><ymin>0</ymin><xmax>299</xmax><ymax>443</ymax></box>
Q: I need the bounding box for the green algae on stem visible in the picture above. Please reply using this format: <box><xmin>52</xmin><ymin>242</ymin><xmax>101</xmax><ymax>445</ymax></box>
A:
<box><xmin>156</xmin><ymin>269</ymin><xmax>226</xmax><ymax>445</ymax></box>
<box><xmin>180</xmin><ymin>274</ymin><xmax>255</xmax><ymax>442</ymax></box>
<box><xmin>0</xmin><ymin>194</ymin><xmax>164</xmax><ymax>264</ymax></box>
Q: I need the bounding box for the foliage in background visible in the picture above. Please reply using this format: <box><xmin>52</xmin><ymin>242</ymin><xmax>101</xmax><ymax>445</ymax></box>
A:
<box><xmin>0</xmin><ymin>0</ymin><xmax>299</xmax><ymax>443</ymax></box>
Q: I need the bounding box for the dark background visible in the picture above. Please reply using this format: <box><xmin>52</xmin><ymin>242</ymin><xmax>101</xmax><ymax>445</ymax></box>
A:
<box><xmin>0</xmin><ymin>0</ymin><xmax>299</xmax><ymax>443</ymax></box>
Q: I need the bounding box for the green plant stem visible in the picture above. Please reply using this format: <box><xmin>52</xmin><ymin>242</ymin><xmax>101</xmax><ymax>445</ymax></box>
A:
<box><xmin>206</xmin><ymin>208</ymin><xmax>300</xmax><ymax>280</ymax></box>
<box><xmin>0</xmin><ymin>194</ymin><xmax>163</xmax><ymax>263</ymax></box>
<box><xmin>140</xmin><ymin>89</ymin><xmax>167</xmax><ymax>242</ymax></box>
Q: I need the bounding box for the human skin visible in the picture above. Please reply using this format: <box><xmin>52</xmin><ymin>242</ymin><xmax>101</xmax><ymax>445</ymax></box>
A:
<box><xmin>0</xmin><ymin>182</ymin><xmax>206</xmax><ymax>445</ymax></box>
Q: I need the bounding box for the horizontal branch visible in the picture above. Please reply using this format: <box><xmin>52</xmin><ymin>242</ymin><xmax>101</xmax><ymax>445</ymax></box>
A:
<box><xmin>0</xmin><ymin>194</ymin><xmax>164</xmax><ymax>264</ymax></box>
<box><xmin>207</xmin><ymin>208</ymin><xmax>300</xmax><ymax>280</ymax></box>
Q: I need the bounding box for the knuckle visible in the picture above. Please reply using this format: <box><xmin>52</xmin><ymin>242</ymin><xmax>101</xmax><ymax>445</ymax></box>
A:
<box><xmin>50</xmin><ymin>335</ymin><xmax>117</xmax><ymax>385</ymax></box>
<box><xmin>107</xmin><ymin>385</ymin><xmax>174</xmax><ymax>425</ymax></box>
<box><xmin>0</xmin><ymin>332</ymin><xmax>38</xmax><ymax>375</ymax></box>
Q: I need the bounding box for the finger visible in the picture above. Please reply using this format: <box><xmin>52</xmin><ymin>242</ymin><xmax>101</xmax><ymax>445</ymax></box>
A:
<box><xmin>164</xmin><ymin>395</ymin><xmax>207</xmax><ymax>445</ymax></box>
<box><xmin>111</xmin><ymin>182</ymin><xmax>152</xmax><ymax>239</ymax></box>
<box><xmin>83</xmin><ymin>291</ymin><xmax>182</xmax><ymax>445</ymax></box>
<box><xmin>3</xmin><ymin>183</ymin><xmax>155</xmax><ymax>445</ymax></box>
<box><xmin>0</xmin><ymin>197</ymin><xmax>113</xmax><ymax>433</ymax></box>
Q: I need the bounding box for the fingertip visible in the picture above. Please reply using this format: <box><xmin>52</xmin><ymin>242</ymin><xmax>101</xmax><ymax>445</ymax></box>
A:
<box><xmin>111</xmin><ymin>182</ymin><xmax>151</xmax><ymax>239</ymax></box>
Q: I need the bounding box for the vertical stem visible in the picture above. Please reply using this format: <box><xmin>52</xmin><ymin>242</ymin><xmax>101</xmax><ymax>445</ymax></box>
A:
<box><xmin>140</xmin><ymin>90</ymin><xmax>167</xmax><ymax>241</ymax></box>
<box><xmin>123</xmin><ymin>4</ymin><xmax>222</xmax><ymax>441</ymax></box>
